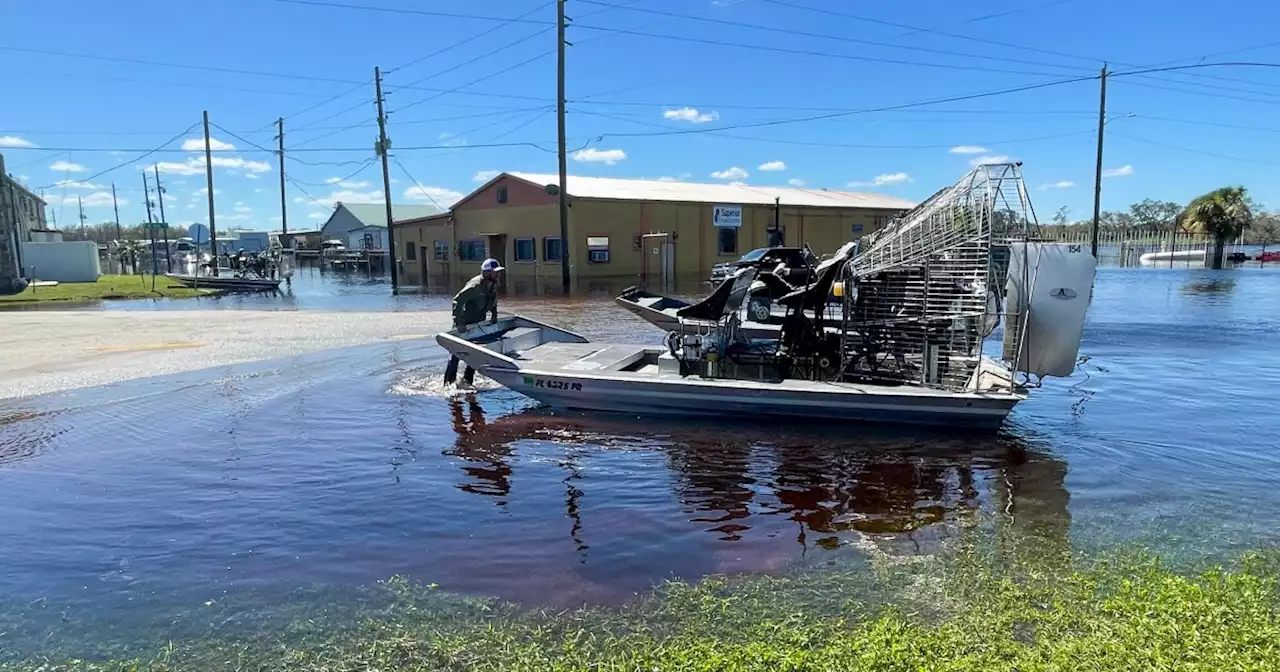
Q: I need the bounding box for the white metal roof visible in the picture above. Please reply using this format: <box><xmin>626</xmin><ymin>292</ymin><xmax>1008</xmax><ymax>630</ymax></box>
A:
<box><xmin>507</xmin><ymin>172</ymin><xmax>915</xmax><ymax>210</ymax></box>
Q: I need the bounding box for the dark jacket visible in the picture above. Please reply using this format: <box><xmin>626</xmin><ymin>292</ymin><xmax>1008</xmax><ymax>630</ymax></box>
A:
<box><xmin>452</xmin><ymin>274</ymin><xmax>497</xmax><ymax>328</ymax></box>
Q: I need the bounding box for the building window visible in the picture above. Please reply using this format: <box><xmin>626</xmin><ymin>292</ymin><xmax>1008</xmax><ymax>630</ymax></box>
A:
<box><xmin>587</xmin><ymin>235</ymin><xmax>610</xmax><ymax>264</ymax></box>
<box><xmin>496</xmin><ymin>185</ymin><xmax>508</xmax><ymax>204</ymax></box>
<box><xmin>514</xmin><ymin>237</ymin><xmax>536</xmax><ymax>262</ymax></box>
<box><xmin>543</xmin><ymin>237</ymin><xmax>563</xmax><ymax>262</ymax></box>
<box><xmin>434</xmin><ymin>240</ymin><xmax>449</xmax><ymax>261</ymax></box>
<box><xmin>717</xmin><ymin>227</ymin><xmax>738</xmax><ymax>255</ymax></box>
<box><xmin>459</xmin><ymin>239</ymin><xmax>486</xmax><ymax>261</ymax></box>
<box><xmin>405</xmin><ymin>240</ymin><xmax>416</xmax><ymax>261</ymax></box>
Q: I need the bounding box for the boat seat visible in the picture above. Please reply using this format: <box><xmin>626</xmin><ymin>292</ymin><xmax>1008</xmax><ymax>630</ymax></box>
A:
<box><xmin>676</xmin><ymin>267</ymin><xmax>758</xmax><ymax>321</ymax></box>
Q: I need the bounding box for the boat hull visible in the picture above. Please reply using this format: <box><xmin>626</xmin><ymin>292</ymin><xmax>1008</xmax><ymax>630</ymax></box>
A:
<box><xmin>614</xmin><ymin>287</ymin><xmax>783</xmax><ymax>339</ymax></box>
<box><xmin>164</xmin><ymin>274</ymin><xmax>281</xmax><ymax>292</ymax></box>
<box><xmin>437</xmin><ymin>317</ymin><xmax>1020</xmax><ymax>430</ymax></box>
<box><xmin>481</xmin><ymin>367</ymin><xmax>1017</xmax><ymax>429</ymax></box>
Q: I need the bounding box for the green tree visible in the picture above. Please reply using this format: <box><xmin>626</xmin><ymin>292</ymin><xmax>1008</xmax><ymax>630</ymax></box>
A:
<box><xmin>1181</xmin><ymin>186</ymin><xmax>1253</xmax><ymax>269</ymax></box>
<box><xmin>1250</xmin><ymin>213</ymin><xmax>1280</xmax><ymax>253</ymax></box>
<box><xmin>1128</xmin><ymin>199</ymin><xmax>1182</xmax><ymax>233</ymax></box>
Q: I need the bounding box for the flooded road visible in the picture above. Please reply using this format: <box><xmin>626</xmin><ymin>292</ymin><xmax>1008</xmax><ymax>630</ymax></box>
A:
<box><xmin>1</xmin><ymin>266</ymin><xmax>1279</xmax><ymax>657</ymax></box>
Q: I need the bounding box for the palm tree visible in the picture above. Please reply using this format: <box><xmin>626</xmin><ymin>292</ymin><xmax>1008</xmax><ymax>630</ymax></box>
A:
<box><xmin>1180</xmin><ymin>186</ymin><xmax>1253</xmax><ymax>269</ymax></box>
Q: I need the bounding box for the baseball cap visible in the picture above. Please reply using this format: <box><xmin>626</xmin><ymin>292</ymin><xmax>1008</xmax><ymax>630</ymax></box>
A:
<box><xmin>481</xmin><ymin>258</ymin><xmax>505</xmax><ymax>272</ymax></box>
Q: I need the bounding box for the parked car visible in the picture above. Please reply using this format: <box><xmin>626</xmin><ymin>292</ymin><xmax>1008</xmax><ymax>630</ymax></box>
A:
<box><xmin>1258</xmin><ymin>251</ymin><xmax>1280</xmax><ymax>263</ymax></box>
<box><xmin>708</xmin><ymin>246</ymin><xmax>817</xmax><ymax>285</ymax></box>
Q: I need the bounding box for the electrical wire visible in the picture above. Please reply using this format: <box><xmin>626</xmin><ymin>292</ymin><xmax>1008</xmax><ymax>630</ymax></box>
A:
<box><xmin>1110</xmin><ymin>78</ymin><xmax>1280</xmax><ymax>107</ymax></box>
<box><xmin>1109</xmin><ymin>131</ymin><xmax>1280</xmax><ymax>167</ymax></box>
<box><xmin>760</xmin><ymin>0</ymin><xmax>1280</xmax><ymax>92</ymax></box>
<box><xmin>33</xmin><ymin>123</ymin><xmax>200</xmax><ymax>191</ymax></box>
<box><xmin>573</xmin><ymin>0</ymin><xmax>1093</xmax><ymax>74</ymax></box>
<box><xmin>587</xmin><ymin>74</ymin><xmax>1099</xmax><ymax>139</ymax></box>
<box><xmin>265</xmin><ymin>0</ymin><xmax>553</xmax><ymax>23</ymax></box>
<box><xmin>290</xmin><ymin>158</ymin><xmax>378</xmax><ymax>187</ymax></box>
<box><xmin>571</xmin><ymin>108</ymin><xmax>1095</xmax><ymax>148</ymax></box>
<box><xmin>391</xmin><ymin>157</ymin><xmax>445</xmax><ymax>210</ymax></box>
<box><xmin>567</xmin><ymin>25</ymin><xmax>1077</xmax><ymax>78</ymax></box>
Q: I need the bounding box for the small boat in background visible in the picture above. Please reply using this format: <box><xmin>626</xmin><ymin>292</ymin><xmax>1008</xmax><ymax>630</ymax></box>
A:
<box><xmin>165</xmin><ymin>273</ymin><xmax>281</xmax><ymax>292</ymax></box>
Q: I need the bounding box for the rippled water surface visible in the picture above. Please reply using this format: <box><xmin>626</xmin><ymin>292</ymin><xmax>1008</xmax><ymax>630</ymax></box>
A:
<box><xmin>2</xmin><ymin>266</ymin><xmax>1279</xmax><ymax>656</ymax></box>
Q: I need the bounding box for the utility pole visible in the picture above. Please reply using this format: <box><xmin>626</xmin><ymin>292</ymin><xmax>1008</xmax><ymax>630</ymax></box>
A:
<box><xmin>203</xmin><ymin>110</ymin><xmax>219</xmax><ymax>276</ymax></box>
<box><xmin>154</xmin><ymin>164</ymin><xmax>171</xmax><ymax>272</ymax></box>
<box><xmin>374</xmin><ymin>66</ymin><xmax>399</xmax><ymax>292</ymax></box>
<box><xmin>276</xmin><ymin>117</ymin><xmax>288</xmax><ymax>242</ymax></box>
<box><xmin>143</xmin><ymin>171</ymin><xmax>158</xmax><ymax>277</ymax></box>
<box><xmin>1090</xmin><ymin>64</ymin><xmax>1108</xmax><ymax>259</ymax></box>
<box><xmin>556</xmin><ymin>0</ymin><xmax>571</xmax><ymax>294</ymax></box>
<box><xmin>111</xmin><ymin>182</ymin><xmax>122</xmax><ymax>241</ymax></box>
<box><xmin>77</xmin><ymin>196</ymin><xmax>86</xmax><ymax>241</ymax></box>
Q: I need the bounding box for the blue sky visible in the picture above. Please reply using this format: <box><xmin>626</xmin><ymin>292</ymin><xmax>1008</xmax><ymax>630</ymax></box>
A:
<box><xmin>3</xmin><ymin>0</ymin><xmax>1280</xmax><ymax>231</ymax></box>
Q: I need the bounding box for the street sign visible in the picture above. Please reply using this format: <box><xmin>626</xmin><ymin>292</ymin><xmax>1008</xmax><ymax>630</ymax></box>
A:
<box><xmin>143</xmin><ymin>221</ymin><xmax>169</xmax><ymax>230</ymax></box>
<box><xmin>189</xmin><ymin>223</ymin><xmax>209</xmax><ymax>244</ymax></box>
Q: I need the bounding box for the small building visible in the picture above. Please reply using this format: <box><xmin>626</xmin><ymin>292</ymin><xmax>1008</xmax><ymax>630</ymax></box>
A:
<box><xmin>1</xmin><ymin>154</ymin><xmax>49</xmax><ymax>243</ymax></box>
<box><xmin>392</xmin><ymin>172</ymin><xmax>913</xmax><ymax>290</ymax></box>
<box><xmin>28</xmin><ymin>228</ymin><xmax>63</xmax><ymax>243</ymax></box>
<box><xmin>318</xmin><ymin>203</ymin><xmax>442</xmax><ymax>243</ymax></box>
<box><xmin>346</xmin><ymin>225</ymin><xmax>388</xmax><ymax>252</ymax></box>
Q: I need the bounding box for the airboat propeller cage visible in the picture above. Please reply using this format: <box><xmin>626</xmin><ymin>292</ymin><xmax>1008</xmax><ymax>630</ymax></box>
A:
<box><xmin>843</xmin><ymin>163</ymin><xmax>1095</xmax><ymax>384</ymax></box>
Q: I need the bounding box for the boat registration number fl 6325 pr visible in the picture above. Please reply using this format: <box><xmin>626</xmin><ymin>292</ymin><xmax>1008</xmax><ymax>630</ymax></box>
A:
<box><xmin>524</xmin><ymin>376</ymin><xmax>583</xmax><ymax>392</ymax></box>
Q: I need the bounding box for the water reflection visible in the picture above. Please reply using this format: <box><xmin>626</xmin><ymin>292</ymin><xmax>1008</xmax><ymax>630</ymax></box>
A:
<box><xmin>440</xmin><ymin>407</ymin><xmax>1072</xmax><ymax>561</ymax></box>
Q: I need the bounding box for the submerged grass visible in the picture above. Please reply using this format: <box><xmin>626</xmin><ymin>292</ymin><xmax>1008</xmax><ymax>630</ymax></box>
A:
<box><xmin>6</xmin><ymin>545</ymin><xmax>1279</xmax><ymax>672</ymax></box>
<box><xmin>0</xmin><ymin>275</ymin><xmax>213</xmax><ymax>303</ymax></box>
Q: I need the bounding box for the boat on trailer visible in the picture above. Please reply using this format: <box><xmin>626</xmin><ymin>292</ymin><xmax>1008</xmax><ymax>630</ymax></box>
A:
<box><xmin>438</xmin><ymin>164</ymin><xmax>1096</xmax><ymax>429</ymax></box>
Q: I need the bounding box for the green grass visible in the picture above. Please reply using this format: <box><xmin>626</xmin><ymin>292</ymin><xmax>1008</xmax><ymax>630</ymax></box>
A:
<box><xmin>5</xmin><ymin>548</ymin><xmax>1278</xmax><ymax>672</ymax></box>
<box><xmin>0</xmin><ymin>274</ymin><xmax>215</xmax><ymax>303</ymax></box>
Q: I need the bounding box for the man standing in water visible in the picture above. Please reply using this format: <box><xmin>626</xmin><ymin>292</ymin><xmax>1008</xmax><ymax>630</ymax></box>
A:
<box><xmin>444</xmin><ymin>258</ymin><xmax>504</xmax><ymax>386</ymax></box>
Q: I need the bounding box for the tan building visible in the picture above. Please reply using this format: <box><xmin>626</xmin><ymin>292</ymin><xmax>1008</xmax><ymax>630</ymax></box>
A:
<box><xmin>392</xmin><ymin>172</ymin><xmax>914</xmax><ymax>291</ymax></box>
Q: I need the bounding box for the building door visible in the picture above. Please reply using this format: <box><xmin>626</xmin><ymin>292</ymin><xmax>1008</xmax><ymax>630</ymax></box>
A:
<box><xmin>641</xmin><ymin>232</ymin><xmax>674</xmax><ymax>291</ymax></box>
<box><xmin>487</xmin><ymin>234</ymin><xmax>508</xmax><ymax>291</ymax></box>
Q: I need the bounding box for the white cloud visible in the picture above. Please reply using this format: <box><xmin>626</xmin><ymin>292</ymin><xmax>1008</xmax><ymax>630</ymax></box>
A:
<box><xmin>758</xmin><ymin>161</ymin><xmax>787</xmax><ymax>171</ymax></box>
<box><xmin>969</xmin><ymin>155</ymin><xmax>1011</xmax><ymax>166</ymax></box>
<box><xmin>1039</xmin><ymin>180</ymin><xmax>1075</xmax><ymax>190</ymax></box>
<box><xmin>53</xmin><ymin>179</ymin><xmax>105</xmax><ymax>190</ymax></box>
<box><xmin>657</xmin><ymin>176</ymin><xmax>680</xmax><ymax>182</ymax></box>
<box><xmin>711</xmin><ymin>166</ymin><xmax>749</xmax><ymax>180</ymax></box>
<box><xmin>234</xmin><ymin>203</ymin><xmax>252</xmax><ymax>213</ymax></box>
<box><xmin>308</xmin><ymin>211</ymin><xmax>329</xmax><ymax>220</ymax></box>
<box><xmin>472</xmin><ymin>169</ymin><xmax>500</xmax><ymax>183</ymax></box>
<box><xmin>0</xmin><ymin>136</ymin><xmax>35</xmax><ymax>148</ymax></box>
<box><xmin>728</xmin><ymin>181</ymin><xmax>748</xmax><ymax>186</ymax></box>
<box><xmin>662</xmin><ymin>107</ymin><xmax>720</xmax><ymax>123</ymax></box>
<box><xmin>17</xmin><ymin>175</ymin><xmax>29</xmax><ymax>183</ymax></box>
<box><xmin>245</xmin><ymin>173</ymin><xmax>261</xmax><ymax>180</ymax></box>
<box><xmin>50</xmin><ymin>160</ymin><xmax>86</xmax><ymax>173</ymax></box>
<box><xmin>324</xmin><ymin>178</ymin><xmax>370</xmax><ymax>189</ymax></box>
<box><xmin>186</xmin><ymin>204</ymin><xmax>196</xmax><ymax>210</ymax></box>
<box><xmin>222</xmin><ymin>214</ymin><xmax>252</xmax><ymax>221</ymax></box>
<box><xmin>153</xmin><ymin>156</ymin><xmax>271</xmax><ymax>176</ymax></box>
<box><xmin>788</xmin><ymin>178</ymin><xmax>806</xmax><ymax>187</ymax></box>
<box><xmin>253</xmin><ymin>188</ymin><xmax>263</xmax><ymax>193</ymax></box>
<box><xmin>194</xmin><ymin>187</ymin><xmax>222</xmax><ymax>196</ymax></box>
<box><xmin>848</xmin><ymin>172</ymin><xmax>912</xmax><ymax>187</ymax></box>
<box><xmin>298</xmin><ymin>189</ymin><xmax>383</xmax><ymax>208</ymax></box>
<box><xmin>437</xmin><ymin>132</ymin><xmax>466</xmax><ymax>147</ymax></box>
<box><xmin>181</xmin><ymin>137</ymin><xmax>235</xmax><ymax>152</ymax></box>
<box><xmin>573</xmin><ymin>147</ymin><xmax>627</xmax><ymax>165</ymax></box>
<box><xmin>1102</xmin><ymin>165</ymin><xmax>1134</xmax><ymax>178</ymax></box>
<box><xmin>48</xmin><ymin>191</ymin><xmax>122</xmax><ymax>208</ymax></box>
<box><xmin>950</xmin><ymin>145</ymin><xmax>989</xmax><ymax>155</ymax></box>
<box><xmin>403</xmin><ymin>184</ymin><xmax>465</xmax><ymax>207</ymax></box>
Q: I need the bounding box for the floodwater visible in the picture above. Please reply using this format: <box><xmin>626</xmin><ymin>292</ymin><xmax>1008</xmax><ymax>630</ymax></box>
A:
<box><xmin>2</xmin><ymin>265</ymin><xmax>1280</xmax><ymax>657</ymax></box>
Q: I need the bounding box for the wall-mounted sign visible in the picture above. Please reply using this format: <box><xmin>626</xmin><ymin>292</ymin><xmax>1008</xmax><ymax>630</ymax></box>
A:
<box><xmin>851</xmin><ymin>223</ymin><xmax>864</xmax><ymax>234</ymax></box>
<box><xmin>713</xmin><ymin>205</ymin><xmax>743</xmax><ymax>228</ymax></box>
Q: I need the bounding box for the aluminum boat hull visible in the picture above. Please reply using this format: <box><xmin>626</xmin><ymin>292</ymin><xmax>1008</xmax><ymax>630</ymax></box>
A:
<box><xmin>437</xmin><ymin>316</ymin><xmax>1022</xmax><ymax>429</ymax></box>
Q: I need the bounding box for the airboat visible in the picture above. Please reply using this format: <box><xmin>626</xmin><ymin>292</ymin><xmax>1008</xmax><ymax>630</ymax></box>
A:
<box><xmin>437</xmin><ymin>164</ymin><xmax>1096</xmax><ymax>428</ymax></box>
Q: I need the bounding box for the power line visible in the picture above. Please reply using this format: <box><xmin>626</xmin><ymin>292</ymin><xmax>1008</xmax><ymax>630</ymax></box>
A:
<box><xmin>1111</xmin><ymin>78</ymin><xmax>1280</xmax><ymax>107</ymax></box>
<box><xmin>760</xmin><ymin>0</ymin><xmax>1280</xmax><ymax>92</ymax></box>
<box><xmin>573</xmin><ymin>0</ymin><xmax>1092</xmax><ymax>74</ymax></box>
<box><xmin>33</xmin><ymin>123</ymin><xmax>200</xmax><ymax>191</ymax></box>
<box><xmin>1110</xmin><ymin>131</ymin><xmax>1280</xmax><ymax>167</ymax></box>
<box><xmin>266</xmin><ymin>0</ymin><xmax>552</xmax><ymax>23</ymax></box>
<box><xmin>588</xmin><ymin>75</ymin><xmax>1098</xmax><ymax>139</ymax></box>
<box><xmin>566</xmin><ymin>24</ymin><xmax>1078</xmax><ymax>78</ymax></box>
<box><xmin>572</xmin><ymin>107</ymin><xmax>1095</xmax><ymax>148</ymax></box>
<box><xmin>391</xmin><ymin>157</ymin><xmax>445</xmax><ymax>210</ymax></box>
<box><xmin>289</xmin><ymin>158</ymin><xmax>378</xmax><ymax>187</ymax></box>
